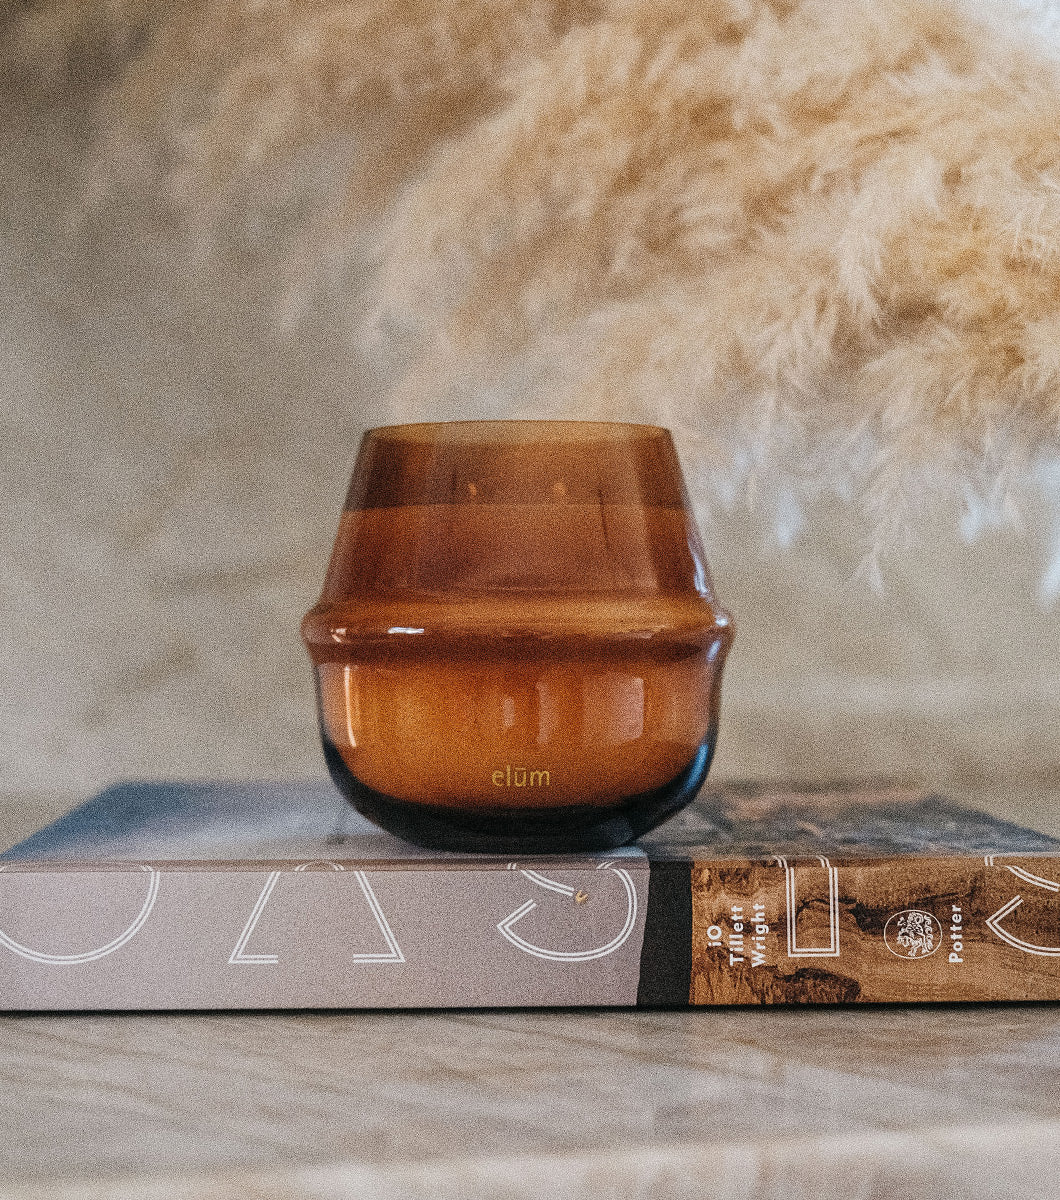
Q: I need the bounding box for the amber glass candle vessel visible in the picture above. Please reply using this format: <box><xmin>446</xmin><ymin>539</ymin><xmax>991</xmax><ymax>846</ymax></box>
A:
<box><xmin>301</xmin><ymin>420</ymin><xmax>734</xmax><ymax>852</ymax></box>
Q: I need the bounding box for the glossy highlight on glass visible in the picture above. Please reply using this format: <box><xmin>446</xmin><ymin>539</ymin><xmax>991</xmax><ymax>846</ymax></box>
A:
<box><xmin>301</xmin><ymin>420</ymin><xmax>734</xmax><ymax>853</ymax></box>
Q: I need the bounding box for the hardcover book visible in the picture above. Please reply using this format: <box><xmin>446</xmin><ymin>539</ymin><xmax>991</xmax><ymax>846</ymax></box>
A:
<box><xmin>2</xmin><ymin>781</ymin><xmax>1060</xmax><ymax>1010</ymax></box>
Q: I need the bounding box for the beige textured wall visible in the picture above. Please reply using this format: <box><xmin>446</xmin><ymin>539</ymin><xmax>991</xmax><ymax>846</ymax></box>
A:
<box><xmin>3</xmin><ymin>100</ymin><xmax>1059</xmax><ymax>804</ymax></box>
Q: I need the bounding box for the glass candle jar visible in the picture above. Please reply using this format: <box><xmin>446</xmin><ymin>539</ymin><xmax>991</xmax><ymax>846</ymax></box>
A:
<box><xmin>301</xmin><ymin>420</ymin><xmax>734</xmax><ymax>852</ymax></box>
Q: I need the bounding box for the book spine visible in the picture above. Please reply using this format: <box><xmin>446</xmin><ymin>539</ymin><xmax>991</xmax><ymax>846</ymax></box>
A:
<box><xmin>677</xmin><ymin>854</ymin><xmax>1060</xmax><ymax>1004</ymax></box>
<box><xmin>4</xmin><ymin>853</ymin><xmax>1060</xmax><ymax>1008</ymax></box>
<box><xmin>0</xmin><ymin>858</ymin><xmax>651</xmax><ymax>1010</ymax></box>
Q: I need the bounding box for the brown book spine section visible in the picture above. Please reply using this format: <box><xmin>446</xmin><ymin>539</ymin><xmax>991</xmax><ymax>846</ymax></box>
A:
<box><xmin>685</xmin><ymin>856</ymin><xmax>1060</xmax><ymax>1004</ymax></box>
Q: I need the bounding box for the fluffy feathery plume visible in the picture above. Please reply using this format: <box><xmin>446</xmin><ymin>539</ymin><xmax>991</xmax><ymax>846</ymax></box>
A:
<box><xmin>376</xmin><ymin>0</ymin><xmax>1060</xmax><ymax>573</ymax></box>
<box><xmin>3</xmin><ymin>0</ymin><xmax>584</xmax><ymax>218</ymax></box>
<box><xmin>6</xmin><ymin>0</ymin><xmax>1060</xmax><ymax>575</ymax></box>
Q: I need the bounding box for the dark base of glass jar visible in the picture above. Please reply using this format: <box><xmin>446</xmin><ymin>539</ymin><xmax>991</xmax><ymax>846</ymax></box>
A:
<box><xmin>318</xmin><ymin>729</ymin><xmax>717</xmax><ymax>854</ymax></box>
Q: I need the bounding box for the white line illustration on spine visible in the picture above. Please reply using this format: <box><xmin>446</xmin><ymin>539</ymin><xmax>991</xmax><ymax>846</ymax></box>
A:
<box><xmin>984</xmin><ymin>855</ymin><xmax>1060</xmax><ymax>893</ymax></box>
<box><xmin>229</xmin><ymin>872</ymin><xmax>282</xmax><ymax>964</ymax></box>
<box><xmin>981</xmin><ymin>858</ymin><xmax>1060</xmax><ymax>956</ymax></box>
<box><xmin>983</xmin><ymin>856</ymin><xmax>1060</xmax><ymax>956</ymax></box>
<box><xmin>229</xmin><ymin>863</ymin><xmax>404</xmax><ymax>965</ymax></box>
<box><xmin>348</xmin><ymin>870</ymin><xmax>405</xmax><ymax>963</ymax></box>
<box><xmin>496</xmin><ymin>864</ymin><xmax>638</xmax><ymax>962</ymax></box>
<box><xmin>772</xmin><ymin>856</ymin><xmax>841</xmax><ymax>958</ymax></box>
<box><xmin>1005</xmin><ymin>866</ymin><xmax>1060</xmax><ymax>892</ymax></box>
<box><xmin>519</xmin><ymin>869</ymin><xmax>575</xmax><ymax>898</ymax></box>
<box><xmin>986</xmin><ymin>895</ymin><xmax>1060</xmax><ymax>956</ymax></box>
<box><xmin>0</xmin><ymin>863</ymin><xmax>160</xmax><ymax>966</ymax></box>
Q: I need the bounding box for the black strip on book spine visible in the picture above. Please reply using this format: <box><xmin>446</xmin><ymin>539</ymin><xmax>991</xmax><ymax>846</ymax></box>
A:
<box><xmin>636</xmin><ymin>860</ymin><xmax>692</xmax><ymax>1007</ymax></box>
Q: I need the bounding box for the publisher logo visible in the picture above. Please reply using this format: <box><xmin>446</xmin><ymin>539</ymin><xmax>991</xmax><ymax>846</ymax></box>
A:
<box><xmin>884</xmin><ymin>909</ymin><xmax>942</xmax><ymax>959</ymax></box>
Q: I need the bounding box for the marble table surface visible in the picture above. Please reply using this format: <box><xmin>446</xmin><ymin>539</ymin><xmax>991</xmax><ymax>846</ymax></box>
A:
<box><xmin>4</xmin><ymin>790</ymin><xmax>1060</xmax><ymax>1200</ymax></box>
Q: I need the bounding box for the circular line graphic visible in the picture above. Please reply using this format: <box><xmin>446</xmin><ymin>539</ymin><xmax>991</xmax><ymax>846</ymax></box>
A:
<box><xmin>497</xmin><ymin>865</ymin><xmax>638</xmax><ymax>962</ymax></box>
<box><xmin>0</xmin><ymin>863</ymin><xmax>160</xmax><ymax>965</ymax></box>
